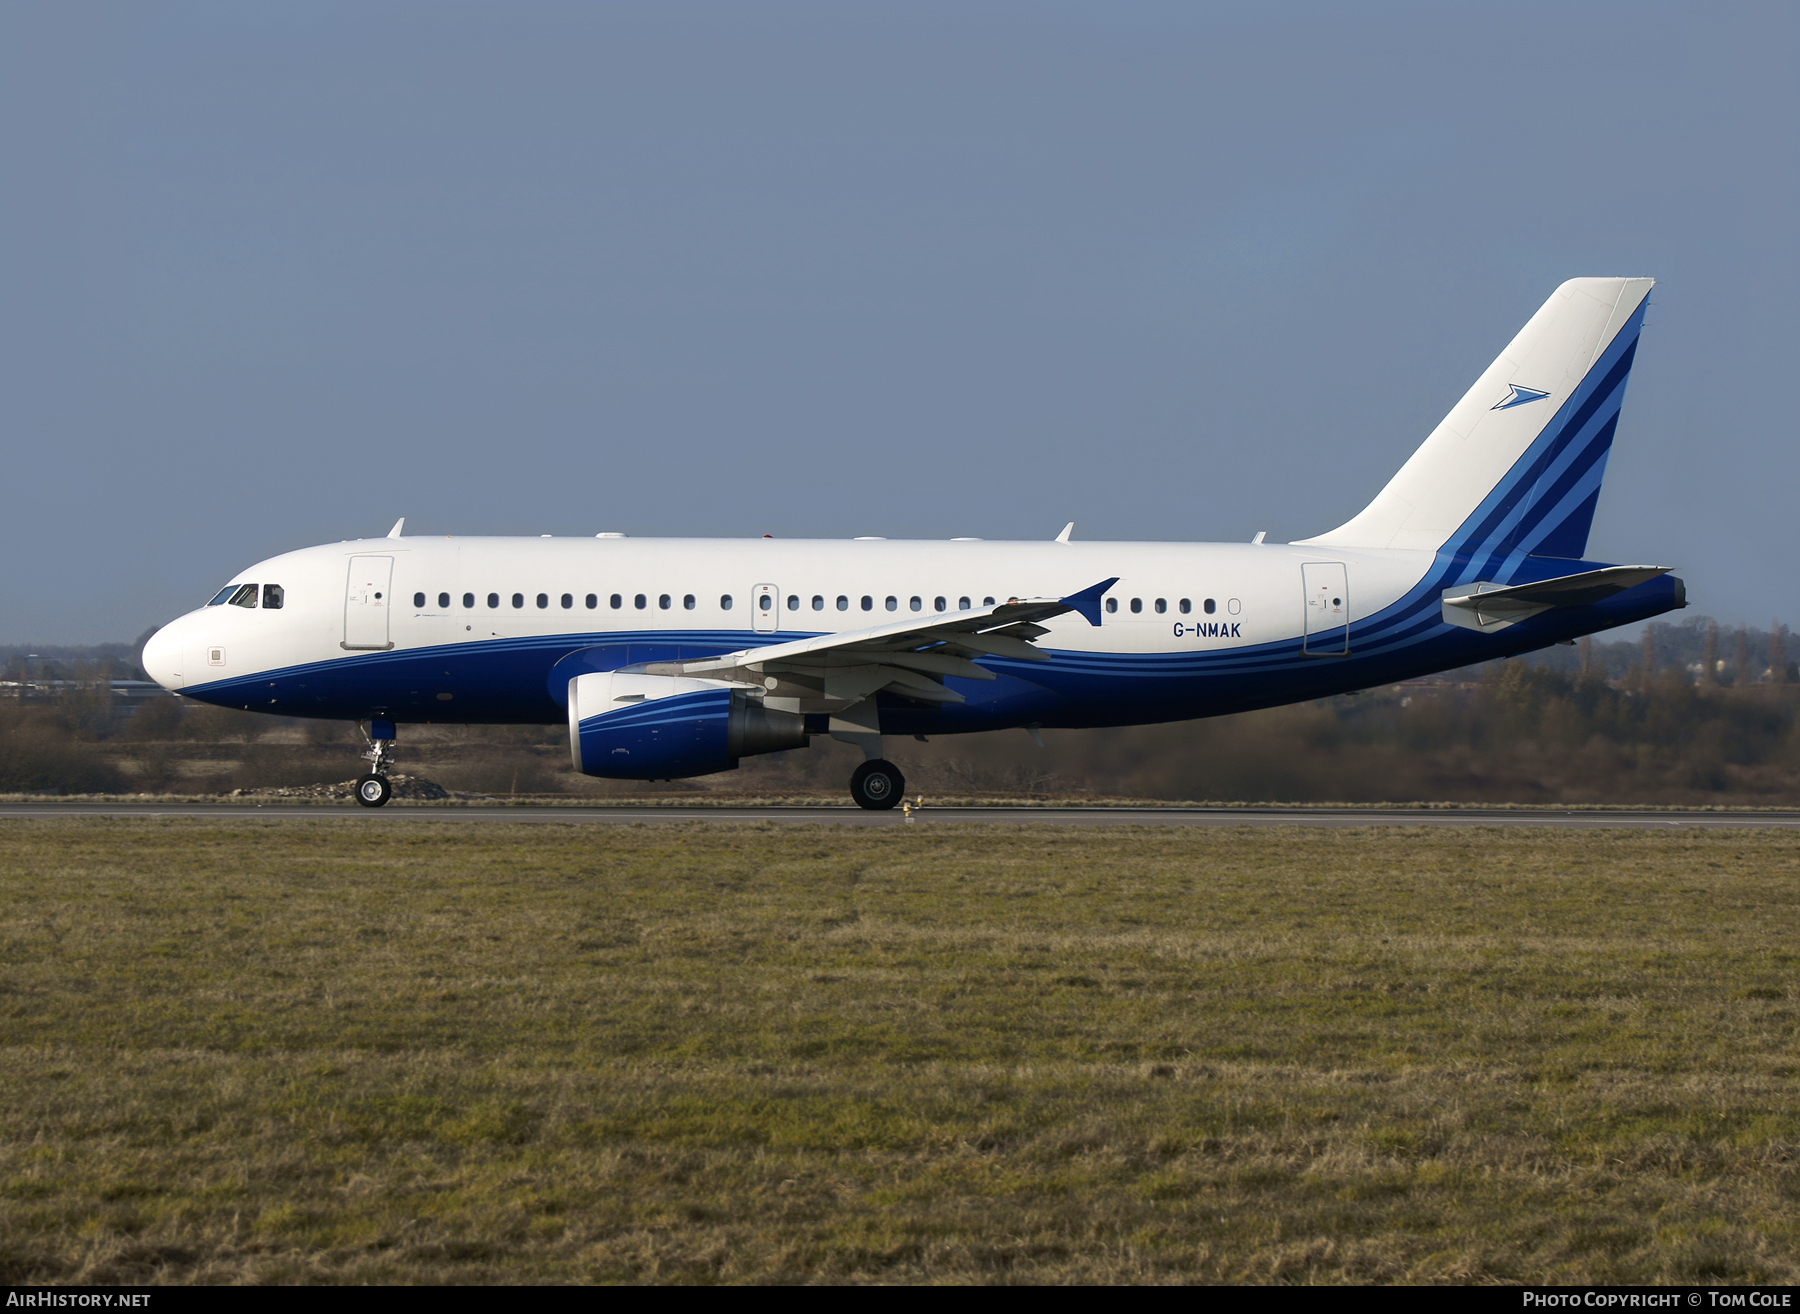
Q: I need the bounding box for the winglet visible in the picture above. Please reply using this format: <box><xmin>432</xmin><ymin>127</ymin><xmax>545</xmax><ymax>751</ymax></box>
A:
<box><xmin>387</xmin><ymin>518</ymin><xmax>405</xmax><ymax>539</ymax></box>
<box><xmin>1058</xmin><ymin>577</ymin><xmax>1117</xmax><ymax>626</ymax></box>
<box><xmin>1055</xmin><ymin>522</ymin><xmax>1074</xmax><ymax>543</ymax></box>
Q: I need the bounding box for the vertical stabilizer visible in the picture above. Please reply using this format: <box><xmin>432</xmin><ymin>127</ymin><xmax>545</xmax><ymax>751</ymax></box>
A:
<box><xmin>1297</xmin><ymin>277</ymin><xmax>1652</xmax><ymax>563</ymax></box>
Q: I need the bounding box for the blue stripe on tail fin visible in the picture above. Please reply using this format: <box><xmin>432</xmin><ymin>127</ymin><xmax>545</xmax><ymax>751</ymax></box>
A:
<box><xmin>1297</xmin><ymin>278</ymin><xmax>1653</xmax><ymax>560</ymax></box>
<box><xmin>1457</xmin><ymin>297</ymin><xmax>1645</xmax><ymax>575</ymax></box>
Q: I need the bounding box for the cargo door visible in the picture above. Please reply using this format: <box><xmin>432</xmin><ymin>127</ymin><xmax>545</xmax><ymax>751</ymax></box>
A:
<box><xmin>1301</xmin><ymin>561</ymin><xmax>1349</xmax><ymax>656</ymax></box>
<box><xmin>344</xmin><ymin>556</ymin><xmax>395</xmax><ymax>650</ymax></box>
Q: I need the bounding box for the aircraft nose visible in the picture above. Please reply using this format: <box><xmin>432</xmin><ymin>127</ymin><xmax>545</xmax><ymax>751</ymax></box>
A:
<box><xmin>141</xmin><ymin>622</ymin><xmax>184</xmax><ymax>691</ymax></box>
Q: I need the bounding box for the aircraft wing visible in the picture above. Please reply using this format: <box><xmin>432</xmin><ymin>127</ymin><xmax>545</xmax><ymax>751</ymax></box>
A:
<box><xmin>641</xmin><ymin>577</ymin><xmax>1117</xmax><ymax>706</ymax></box>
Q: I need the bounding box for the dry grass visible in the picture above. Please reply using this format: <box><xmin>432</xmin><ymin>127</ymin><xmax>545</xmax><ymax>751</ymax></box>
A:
<box><xmin>2</xmin><ymin>820</ymin><xmax>1797</xmax><ymax>1283</ymax></box>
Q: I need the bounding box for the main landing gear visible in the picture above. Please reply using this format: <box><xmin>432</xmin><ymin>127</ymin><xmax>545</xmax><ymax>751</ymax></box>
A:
<box><xmin>849</xmin><ymin>759</ymin><xmax>905</xmax><ymax>811</ymax></box>
<box><xmin>355</xmin><ymin>718</ymin><xmax>396</xmax><ymax>808</ymax></box>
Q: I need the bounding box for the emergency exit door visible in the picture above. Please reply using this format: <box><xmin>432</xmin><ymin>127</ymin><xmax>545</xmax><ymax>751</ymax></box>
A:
<box><xmin>344</xmin><ymin>556</ymin><xmax>395</xmax><ymax>650</ymax></box>
<box><xmin>751</xmin><ymin>583</ymin><xmax>779</xmax><ymax>635</ymax></box>
<box><xmin>1301</xmin><ymin>562</ymin><xmax>1349</xmax><ymax>656</ymax></box>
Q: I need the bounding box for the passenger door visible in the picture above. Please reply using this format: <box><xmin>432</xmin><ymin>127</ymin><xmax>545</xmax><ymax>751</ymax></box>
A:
<box><xmin>344</xmin><ymin>556</ymin><xmax>395</xmax><ymax>650</ymax></box>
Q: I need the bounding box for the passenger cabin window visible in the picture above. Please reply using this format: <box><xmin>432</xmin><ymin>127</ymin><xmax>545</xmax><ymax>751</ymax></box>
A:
<box><xmin>1179</xmin><ymin>599</ymin><xmax>1191</xmax><ymax>614</ymax></box>
<box><xmin>683</xmin><ymin>594</ymin><xmax>695</xmax><ymax>610</ymax></box>
<box><xmin>262</xmin><ymin>584</ymin><xmax>284</xmax><ymax>610</ymax></box>
<box><xmin>720</xmin><ymin>594</ymin><xmax>733</xmax><ymax>610</ymax></box>
<box><xmin>463</xmin><ymin>593</ymin><xmax>475</xmax><ymax>609</ymax></box>
<box><xmin>812</xmin><ymin>595</ymin><xmax>824</xmax><ymax>611</ymax></box>
<box><xmin>659</xmin><ymin>594</ymin><xmax>671</xmax><ymax>610</ymax></box>
<box><xmin>537</xmin><ymin>593</ymin><xmax>549</xmax><ymax>609</ymax></box>
<box><xmin>1154</xmin><ymin>598</ymin><xmax>1166</xmax><ymax>614</ymax></box>
<box><xmin>414</xmin><ymin>592</ymin><xmax>426</xmax><ymax>608</ymax></box>
<box><xmin>586</xmin><ymin>594</ymin><xmax>597</xmax><ymax>609</ymax></box>
<box><xmin>1130</xmin><ymin>598</ymin><xmax>1142</xmax><ymax>614</ymax></box>
<box><xmin>437</xmin><ymin>592</ymin><xmax>450</xmax><ymax>609</ymax></box>
<box><xmin>787</xmin><ymin>595</ymin><xmax>799</xmax><ymax>611</ymax></box>
<box><xmin>512</xmin><ymin>593</ymin><xmax>524</xmax><ymax>609</ymax></box>
<box><xmin>837</xmin><ymin>596</ymin><xmax>849</xmax><ymax>611</ymax></box>
<box><xmin>634</xmin><ymin>594</ymin><xmax>646</xmax><ymax>610</ymax></box>
<box><xmin>1105</xmin><ymin>598</ymin><xmax>1118</xmax><ymax>614</ymax></box>
<box><xmin>934</xmin><ymin>596</ymin><xmax>946</xmax><ymax>611</ymax></box>
<box><xmin>560</xmin><ymin>593</ymin><xmax>572</xmax><ymax>609</ymax></box>
<box><xmin>488</xmin><ymin>593</ymin><xmax>500</xmax><ymax>609</ymax></box>
<box><xmin>229</xmin><ymin>583</ymin><xmax>258</xmax><ymax>608</ymax></box>
<box><xmin>610</xmin><ymin>594</ymin><xmax>622</xmax><ymax>609</ymax></box>
<box><xmin>758</xmin><ymin>594</ymin><xmax>772</xmax><ymax>612</ymax></box>
<box><xmin>958</xmin><ymin>596</ymin><xmax>970</xmax><ymax>610</ymax></box>
<box><xmin>909</xmin><ymin>596</ymin><xmax>922</xmax><ymax>612</ymax></box>
<box><xmin>983</xmin><ymin>596</ymin><xmax>995</xmax><ymax>606</ymax></box>
<box><xmin>861</xmin><ymin>596</ymin><xmax>873</xmax><ymax>611</ymax></box>
<box><xmin>1204</xmin><ymin>598</ymin><xmax>1216</xmax><ymax>614</ymax></box>
<box><xmin>886</xmin><ymin>596</ymin><xmax>898</xmax><ymax>612</ymax></box>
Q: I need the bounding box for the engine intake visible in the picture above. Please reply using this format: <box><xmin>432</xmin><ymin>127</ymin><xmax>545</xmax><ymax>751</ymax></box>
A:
<box><xmin>567</xmin><ymin>671</ymin><xmax>806</xmax><ymax>780</ymax></box>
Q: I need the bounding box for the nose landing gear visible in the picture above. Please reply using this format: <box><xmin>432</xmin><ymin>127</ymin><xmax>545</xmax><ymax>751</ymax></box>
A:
<box><xmin>355</xmin><ymin>718</ymin><xmax>397</xmax><ymax>808</ymax></box>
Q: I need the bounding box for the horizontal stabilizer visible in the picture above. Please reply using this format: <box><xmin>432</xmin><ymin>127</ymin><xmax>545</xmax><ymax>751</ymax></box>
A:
<box><xmin>1442</xmin><ymin>565</ymin><xmax>1670</xmax><ymax>631</ymax></box>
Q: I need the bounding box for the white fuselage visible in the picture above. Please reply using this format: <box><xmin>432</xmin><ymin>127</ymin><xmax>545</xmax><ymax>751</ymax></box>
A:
<box><xmin>140</xmin><ymin>531</ymin><xmax>1675</xmax><ymax>738</ymax></box>
<box><xmin>146</xmin><ymin>535</ymin><xmax>1424</xmax><ymax>686</ymax></box>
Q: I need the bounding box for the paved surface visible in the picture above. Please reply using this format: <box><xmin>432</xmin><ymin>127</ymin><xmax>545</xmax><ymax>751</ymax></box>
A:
<box><xmin>4</xmin><ymin>803</ymin><xmax>1799</xmax><ymax>828</ymax></box>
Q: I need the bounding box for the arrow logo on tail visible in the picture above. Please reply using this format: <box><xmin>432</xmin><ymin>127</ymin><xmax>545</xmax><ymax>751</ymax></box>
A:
<box><xmin>1492</xmin><ymin>383</ymin><xmax>1551</xmax><ymax>411</ymax></box>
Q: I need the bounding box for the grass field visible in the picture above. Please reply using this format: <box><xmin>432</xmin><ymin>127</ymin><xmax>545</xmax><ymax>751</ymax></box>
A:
<box><xmin>2</xmin><ymin>819</ymin><xmax>1797</xmax><ymax>1284</ymax></box>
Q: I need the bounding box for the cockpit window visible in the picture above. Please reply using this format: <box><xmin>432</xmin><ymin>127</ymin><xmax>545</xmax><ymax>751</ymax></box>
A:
<box><xmin>228</xmin><ymin>584</ymin><xmax>259</xmax><ymax>609</ymax></box>
<box><xmin>207</xmin><ymin>586</ymin><xmax>237</xmax><ymax>606</ymax></box>
<box><xmin>262</xmin><ymin>584</ymin><xmax>284</xmax><ymax>610</ymax></box>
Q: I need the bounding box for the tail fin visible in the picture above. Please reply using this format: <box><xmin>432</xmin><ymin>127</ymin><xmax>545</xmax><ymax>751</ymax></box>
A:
<box><xmin>1298</xmin><ymin>277</ymin><xmax>1652</xmax><ymax>565</ymax></box>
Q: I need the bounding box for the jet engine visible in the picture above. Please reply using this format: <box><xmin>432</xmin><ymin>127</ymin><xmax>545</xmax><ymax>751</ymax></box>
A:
<box><xmin>567</xmin><ymin>671</ymin><xmax>807</xmax><ymax>780</ymax></box>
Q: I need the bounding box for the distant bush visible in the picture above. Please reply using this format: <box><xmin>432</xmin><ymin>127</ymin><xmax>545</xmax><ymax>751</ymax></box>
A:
<box><xmin>228</xmin><ymin>745</ymin><xmax>351</xmax><ymax>791</ymax></box>
<box><xmin>429</xmin><ymin>749</ymin><xmax>560</xmax><ymax>797</ymax></box>
<box><xmin>819</xmin><ymin>665</ymin><xmax>1800</xmax><ymax>806</ymax></box>
<box><xmin>447</xmin><ymin>723</ymin><xmax>565</xmax><ymax>748</ymax></box>
<box><xmin>303</xmin><ymin>720</ymin><xmax>353</xmax><ymax>747</ymax></box>
<box><xmin>0</xmin><ymin>707</ymin><xmax>128</xmax><ymax>794</ymax></box>
<box><xmin>128</xmin><ymin>742</ymin><xmax>182</xmax><ymax>792</ymax></box>
<box><xmin>183</xmin><ymin>706</ymin><xmax>270</xmax><ymax>743</ymax></box>
<box><xmin>123</xmin><ymin>697</ymin><xmax>185</xmax><ymax>741</ymax></box>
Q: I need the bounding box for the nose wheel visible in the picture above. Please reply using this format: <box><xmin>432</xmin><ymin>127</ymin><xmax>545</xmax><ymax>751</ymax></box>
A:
<box><xmin>849</xmin><ymin>760</ymin><xmax>905</xmax><ymax>811</ymax></box>
<box><xmin>355</xmin><ymin>718</ymin><xmax>398</xmax><ymax>808</ymax></box>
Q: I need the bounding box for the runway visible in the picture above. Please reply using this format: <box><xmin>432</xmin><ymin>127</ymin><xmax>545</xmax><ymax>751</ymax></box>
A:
<box><xmin>4</xmin><ymin>802</ymin><xmax>1799</xmax><ymax>828</ymax></box>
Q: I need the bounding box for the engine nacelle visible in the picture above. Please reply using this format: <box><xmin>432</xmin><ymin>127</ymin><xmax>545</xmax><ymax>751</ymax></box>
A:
<box><xmin>567</xmin><ymin>671</ymin><xmax>807</xmax><ymax>780</ymax></box>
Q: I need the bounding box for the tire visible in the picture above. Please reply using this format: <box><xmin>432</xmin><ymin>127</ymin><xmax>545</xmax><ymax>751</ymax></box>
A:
<box><xmin>355</xmin><ymin>774</ymin><xmax>392</xmax><ymax>808</ymax></box>
<box><xmin>849</xmin><ymin>760</ymin><xmax>905</xmax><ymax>811</ymax></box>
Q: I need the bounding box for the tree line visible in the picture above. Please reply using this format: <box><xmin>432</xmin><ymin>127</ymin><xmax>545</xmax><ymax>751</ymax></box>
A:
<box><xmin>5</xmin><ymin>617</ymin><xmax>1799</xmax><ymax>803</ymax></box>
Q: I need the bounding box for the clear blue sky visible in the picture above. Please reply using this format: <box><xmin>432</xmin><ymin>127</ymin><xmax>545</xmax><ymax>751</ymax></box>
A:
<box><xmin>3</xmin><ymin>1</ymin><xmax>1793</xmax><ymax>644</ymax></box>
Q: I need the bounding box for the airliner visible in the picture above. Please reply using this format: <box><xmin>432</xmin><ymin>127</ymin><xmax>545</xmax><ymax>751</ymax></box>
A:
<box><xmin>141</xmin><ymin>277</ymin><xmax>1683</xmax><ymax>809</ymax></box>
